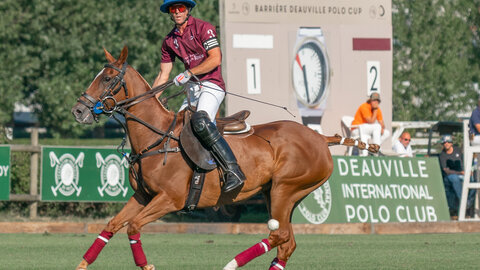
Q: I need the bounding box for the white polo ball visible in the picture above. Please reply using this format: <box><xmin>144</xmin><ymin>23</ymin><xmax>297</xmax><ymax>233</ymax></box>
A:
<box><xmin>267</xmin><ymin>219</ymin><xmax>279</xmax><ymax>231</ymax></box>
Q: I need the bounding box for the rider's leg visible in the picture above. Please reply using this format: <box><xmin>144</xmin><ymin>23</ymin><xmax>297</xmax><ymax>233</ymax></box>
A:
<box><xmin>178</xmin><ymin>81</ymin><xmax>223</xmax><ymax>120</ymax></box>
<box><xmin>196</xmin><ymin>81</ymin><xmax>224</xmax><ymax>121</ymax></box>
<box><xmin>191</xmin><ymin>110</ymin><xmax>246</xmax><ymax>192</ymax></box>
<box><xmin>183</xmin><ymin>81</ymin><xmax>245</xmax><ymax>192</ymax></box>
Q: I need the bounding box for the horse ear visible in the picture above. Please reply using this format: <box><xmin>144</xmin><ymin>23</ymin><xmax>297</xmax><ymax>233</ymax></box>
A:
<box><xmin>104</xmin><ymin>47</ymin><xmax>116</xmax><ymax>63</ymax></box>
<box><xmin>117</xmin><ymin>45</ymin><xmax>128</xmax><ymax>65</ymax></box>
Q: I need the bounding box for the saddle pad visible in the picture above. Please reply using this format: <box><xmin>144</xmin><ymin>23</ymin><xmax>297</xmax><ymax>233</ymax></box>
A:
<box><xmin>180</xmin><ymin>120</ymin><xmax>217</xmax><ymax>171</ymax></box>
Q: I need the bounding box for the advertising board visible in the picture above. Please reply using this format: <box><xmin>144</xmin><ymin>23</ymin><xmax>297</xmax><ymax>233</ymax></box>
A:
<box><xmin>0</xmin><ymin>146</ymin><xmax>11</xmax><ymax>200</ymax></box>
<box><xmin>292</xmin><ymin>156</ymin><xmax>450</xmax><ymax>223</ymax></box>
<box><xmin>41</xmin><ymin>147</ymin><xmax>133</xmax><ymax>202</ymax></box>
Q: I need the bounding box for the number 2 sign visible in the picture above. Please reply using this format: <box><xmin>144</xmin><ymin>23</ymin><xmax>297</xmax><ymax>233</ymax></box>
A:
<box><xmin>367</xmin><ymin>61</ymin><xmax>380</xmax><ymax>96</ymax></box>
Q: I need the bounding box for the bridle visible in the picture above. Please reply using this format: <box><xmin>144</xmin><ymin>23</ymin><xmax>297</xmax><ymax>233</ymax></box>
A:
<box><xmin>77</xmin><ymin>62</ymin><xmax>129</xmax><ymax>123</ymax></box>
<box><xmin>77</xmin><ymin>61</ymin><xmax>188</xmax><ymax>165</ymax></box>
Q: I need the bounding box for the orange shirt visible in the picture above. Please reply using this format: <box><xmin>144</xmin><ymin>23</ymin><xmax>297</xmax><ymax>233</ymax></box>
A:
<box><xmin>352</xmin><ymin>102</ymin><xmax>383</xmax><ymax>126</ymax></box>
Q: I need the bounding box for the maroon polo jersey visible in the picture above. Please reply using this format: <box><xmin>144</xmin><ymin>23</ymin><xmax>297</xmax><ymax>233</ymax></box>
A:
<box><xmin>161</xmin><ymin>16</ymin><xmax>225</xmax><ymax>90</ymax></box>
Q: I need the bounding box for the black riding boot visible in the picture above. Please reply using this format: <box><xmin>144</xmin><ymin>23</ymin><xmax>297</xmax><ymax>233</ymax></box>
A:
<box><xmin>191</xmin><ymin>111</ymin><xmax>246</xmax><ymax>192</ymax></box>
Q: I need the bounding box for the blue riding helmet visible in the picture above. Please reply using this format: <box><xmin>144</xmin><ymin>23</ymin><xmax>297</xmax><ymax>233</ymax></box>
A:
<box><xmin>160</xmin><ymin>0</ymin><xmax>196</xmax><ymax>13</ymax></box>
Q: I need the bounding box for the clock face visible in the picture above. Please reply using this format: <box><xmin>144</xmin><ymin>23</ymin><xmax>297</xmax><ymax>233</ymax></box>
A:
<box><xmin>292</xmin><ymin>39</ymin><xmax>329</xmax><ymax>107</ymax></box>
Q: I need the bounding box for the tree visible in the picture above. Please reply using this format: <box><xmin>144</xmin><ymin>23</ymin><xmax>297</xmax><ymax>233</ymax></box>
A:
<box><xmin>0</xmin><ymin>0</ymin><xmax>219</xmax><ymax>138</ymax></box>
<box><xmin>392</xmin><ymin>0</ymin><xmax>480</xmax><ymax>121</ymax></box>
<box><xmin>0</xmin><ymin>0</ymin><xmax>34</xmax><ymax>140</ymax></box>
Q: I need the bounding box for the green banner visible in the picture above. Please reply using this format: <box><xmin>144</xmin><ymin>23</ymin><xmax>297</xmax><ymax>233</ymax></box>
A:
<box><xmin>0</xmin><ymin>146</ymin><xmax>11</xmax><ymax>200</ymax></box>
<box><xmin>292</xmin><ymin>156</ymin><xmax>450</xmax><ymax>224</ymax></box>
<box><xmin>41</xmin><ymin>147</ymin><xmax>133</xmax><ymax>202</ymax></box>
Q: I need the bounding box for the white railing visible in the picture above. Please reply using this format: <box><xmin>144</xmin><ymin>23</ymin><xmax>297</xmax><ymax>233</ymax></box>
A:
<box><xmin>391</xmin><ymin>121</ymin><xmax>437</xmax><ymax>155</ymax></box>
<box><xmin>459</xmin><ymin>120</ymin><xmax>480</xmax><ymax>221</ymax></box>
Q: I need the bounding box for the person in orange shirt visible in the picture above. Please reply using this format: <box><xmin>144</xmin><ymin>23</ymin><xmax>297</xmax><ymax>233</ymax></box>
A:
<box><xmin>351</xmin><ymin>92</ymin><xmax>390</xmax><ymax>155</ymax></box>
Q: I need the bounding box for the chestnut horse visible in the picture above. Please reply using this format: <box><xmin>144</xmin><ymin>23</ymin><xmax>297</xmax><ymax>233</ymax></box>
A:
<box><xmin>71</xmin><ymin>46</ymin><xmax>378</xmax><ymax>270</ymax></box>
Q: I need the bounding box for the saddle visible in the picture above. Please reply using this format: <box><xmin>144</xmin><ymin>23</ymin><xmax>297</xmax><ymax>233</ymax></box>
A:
<box><xmin>179</xmin><ymin>110</ymin><xmax>253</xmax><ymax>171</ymax></box>
<box><xmin>216</xmin><ymin>110</ymin><xmax>251</xmax><ymax>134</ymax></box>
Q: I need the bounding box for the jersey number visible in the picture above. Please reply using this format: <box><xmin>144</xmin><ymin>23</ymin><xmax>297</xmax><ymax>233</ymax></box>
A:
<box><xmin>207</xmin><ymin>29</ymin><xmax>215</xmax><ymax>39</ymax></box>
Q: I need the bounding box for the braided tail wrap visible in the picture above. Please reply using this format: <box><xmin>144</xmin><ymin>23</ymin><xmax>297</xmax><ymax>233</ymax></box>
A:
<box><xmin>325</xmin><ymin>134</ymin><xmax>380</xmax><ymax>154</ymax></box>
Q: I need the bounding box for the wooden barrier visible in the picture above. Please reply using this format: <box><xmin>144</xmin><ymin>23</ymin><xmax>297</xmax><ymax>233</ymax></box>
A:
<box><xmin>1</xmin><ymin>221</ymin><xmax>480</xmax><ymax>235</ymax></box>
<box><xmin>9</xmin><ymin>128</ymin><xmax>41</xmax><ymax>218</ymax></box>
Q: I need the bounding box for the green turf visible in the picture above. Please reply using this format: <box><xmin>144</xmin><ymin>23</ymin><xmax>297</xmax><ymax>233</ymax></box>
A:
<box><xmin>1</xmin><ymin>232</ymin><xmax>479</xmax><ymax>269</ymax></box>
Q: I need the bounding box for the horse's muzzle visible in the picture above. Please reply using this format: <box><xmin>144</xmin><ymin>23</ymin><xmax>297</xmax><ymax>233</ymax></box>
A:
<box><xmin>71</xmin><ymin>103</ymin><xmax>94</xmax><ymax>124</ymax></box>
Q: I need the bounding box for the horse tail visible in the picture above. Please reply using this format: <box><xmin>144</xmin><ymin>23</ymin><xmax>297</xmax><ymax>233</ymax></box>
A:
<box><xmin>324</xmin><ymin>134</ymin><xmax>380</xmax><ymax>154</ymax></box>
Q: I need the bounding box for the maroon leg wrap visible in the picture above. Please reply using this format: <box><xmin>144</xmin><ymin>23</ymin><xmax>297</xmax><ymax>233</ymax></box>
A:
<box><xmin>234</xmin><ymin>239</ymin><xmax>271</xmax><ymax>267</ymax></box>
<box><xmin>269</xmin><ymin>257</ymin><xmax>287</xmax><ymax>270</ymax></box>
<box><xmin>83</xmin><ymin>230</ymin><xmax>114</xmax><ymax>264</ymax></box>
<box><xmin>129</xmin><ymin>233</ymin><xmax>147</xmax><ymax>267</ymax></box>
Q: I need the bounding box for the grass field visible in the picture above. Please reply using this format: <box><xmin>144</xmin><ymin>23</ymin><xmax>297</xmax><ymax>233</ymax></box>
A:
<box><xmin>2</xmin><ymin>232</ymin><xmax>480</xmax><ymax>269</ymax></box>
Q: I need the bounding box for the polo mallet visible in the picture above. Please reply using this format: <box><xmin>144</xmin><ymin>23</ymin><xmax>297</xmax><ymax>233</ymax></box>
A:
<box><xmin>116</xmin><ymin>181</ymin><xmax>129</xmax><ymax>197</ymax></box>
<box><xmin>49</xmin><ymin>152</ymin><xmax>62</xmax><ymax>196</ymax></box>
<box><xmin>97</xmin><ymin>181</ymin><xmax>109</xmax><ymax>197</ymax></box>
<box><xmin>70</xmin><ymin>180</ymin><xmax>83</xmax><ymax>196</ymax></box>
<box><xmin>119</xmin><ymin>157</ymin><xmax>129</xmax><ymax>196</ymax></box>
<box><xmin>51</xmin><ymin>180</ymin><xmax>63</xmax><ymax>197</ymax></box>
<box><xmin>96</xmin><ymin>153</ymin><xmax>108</xmax><ymax>197</ymax></box>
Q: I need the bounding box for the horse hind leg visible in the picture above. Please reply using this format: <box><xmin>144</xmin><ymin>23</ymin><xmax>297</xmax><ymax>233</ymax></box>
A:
<box><xmin>267</xmin><ymin>180</ymin><xmax>319</xmax><ymax>269</ymax></box>
<box><xmin>223</xmin><ymin>189</ymin><xmax>273</xmax><ymax>270</ymax></box>
<box><xmin>223</xmin><ymin>186</ymin><xmax>297</xmax><ymax>269</ymax></box>
<box><xmin>269</xmin><ymin>224</ymin><xmax>295</xmax><ymax>269</ymax></box>
<box><xmin>223</xmin><ymin>216</ymin><xmax>293</xmax><ymax>270</ymax></box>
<box><xmin>265</xmin><ymin>199</ymin><xmax>298</xmax><ymax>269</ymax></box>
<box><xmin>76</xmin><ymin>194</ymin><xmax>146</xmax><ymax>270</ymax></box>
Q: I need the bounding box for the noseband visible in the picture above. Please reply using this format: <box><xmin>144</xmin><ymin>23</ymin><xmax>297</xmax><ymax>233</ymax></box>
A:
<box><xmin>77</xmin><ymin>62</ymin><xmax>129</xmax><ymax>122</ymax></box>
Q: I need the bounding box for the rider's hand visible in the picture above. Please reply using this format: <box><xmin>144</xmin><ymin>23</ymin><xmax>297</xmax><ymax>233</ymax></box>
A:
<box><xmin>174</xmin><ymin>70</ymin><xmax>192</xmax><ymax>86</ymax></box>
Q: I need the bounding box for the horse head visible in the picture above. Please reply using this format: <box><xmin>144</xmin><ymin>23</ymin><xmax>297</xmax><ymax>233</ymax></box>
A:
<box><xmin>72</xmin><ymin>46</ymin><xmax>131</xmax><ymax>124</ymax></box>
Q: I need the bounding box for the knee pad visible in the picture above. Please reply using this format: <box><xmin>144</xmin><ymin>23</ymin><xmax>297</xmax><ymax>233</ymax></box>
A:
<box><xmin>191</xmin><ymin>111</ymin><xmax>221</xmax><ymax>147</ymax></box>
<box><xmin>191</xmin><ymin>111</ymin><xmax>210</xmax><ymax>133</ymax></box>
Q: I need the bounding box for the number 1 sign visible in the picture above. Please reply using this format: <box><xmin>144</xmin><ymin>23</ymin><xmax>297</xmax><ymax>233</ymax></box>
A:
<box><xmin>246</xmin><ymin>58</ymin><xmax>261</xmax><ymax>94</ymax></box>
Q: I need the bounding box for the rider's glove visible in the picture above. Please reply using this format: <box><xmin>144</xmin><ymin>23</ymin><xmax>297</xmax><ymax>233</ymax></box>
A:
<box><xmin>174</xmin><ymin>70</ymin><xmax>192</xmax><ymax>86</ymax></box>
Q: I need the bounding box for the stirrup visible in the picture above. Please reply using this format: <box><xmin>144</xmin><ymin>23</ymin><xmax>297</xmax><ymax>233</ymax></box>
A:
<box><xmin>222</xmin><ymin>170</ymin><xmax>245</xmax><ymax>192</ymax></box>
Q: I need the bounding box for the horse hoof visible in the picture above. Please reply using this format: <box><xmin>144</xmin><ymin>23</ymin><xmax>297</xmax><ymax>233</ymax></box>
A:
<box><xmin>223</xmin><ymin>259</ymin><xmax>238</xmax><ymax>270</ymax></box>
<box><xmin>142</xmin><ymin>264</ymin><xmax>156</xmax><ymax>270</ymax></box>
<box><xmin>75</xmin><ymin>259</ymin><xmax>88</xmax><ymax>270</ymax></box>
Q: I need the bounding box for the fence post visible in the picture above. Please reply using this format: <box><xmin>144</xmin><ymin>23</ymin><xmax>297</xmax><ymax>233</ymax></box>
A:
<box><xmin>29</xmin><ymin>128</ymin><xmax>39</xmax><ymax>219</ymax></box>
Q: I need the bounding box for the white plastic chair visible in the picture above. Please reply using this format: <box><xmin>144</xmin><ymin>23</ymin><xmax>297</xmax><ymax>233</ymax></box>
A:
<box><xmin>341</xmin><ymin>116</ymin><xmax>360</xmax><ymax>156</ymax></box>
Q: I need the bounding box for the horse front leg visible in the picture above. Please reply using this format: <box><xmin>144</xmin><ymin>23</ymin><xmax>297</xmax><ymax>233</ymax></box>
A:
<box><xmin>126</xmin><ymin>190</ymin><xmax>182</xmax><ymax>270</ymax></box>
<box><xmin>75</xmin><ymin>194</ymin><xmax>145</xmax><ymax>270</ymax></box>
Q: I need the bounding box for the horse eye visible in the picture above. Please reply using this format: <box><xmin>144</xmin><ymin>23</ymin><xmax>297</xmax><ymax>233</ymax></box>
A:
<box><xmin>104</xmin><ymin>76</ymin><xmax>111</xmax><ymax>82</ymax></box>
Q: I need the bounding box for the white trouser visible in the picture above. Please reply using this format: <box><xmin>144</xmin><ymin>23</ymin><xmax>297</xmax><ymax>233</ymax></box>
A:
<box><xmin>472</xmin><ymin>135</ymin><xmax>480</xmax><ymax>146</ymax></box>
<box><xmin>179</xmin><ymin>81</ymin><xmax>225</xmax><ymax>121</ymax></box>
<box><xmin>352</xmin><ymin>123</ymin><xmax>390</xmax><ymax>156</ymax></box>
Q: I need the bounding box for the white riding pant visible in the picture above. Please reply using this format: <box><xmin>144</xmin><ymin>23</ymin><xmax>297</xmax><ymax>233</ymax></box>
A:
<box><xmin>352</xmin><ymin>123</ymin><xmax>390</xmax><ymax>156</ymax></box>
<box><xmin>472</xmin><ymin>135</ymin><xmax>480</xmax><ymax>146</ymax></box>
<box><xmin>179</xmin><ymin>81</ymin><xmax>225</xmax><ymax>122</ymax></box>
